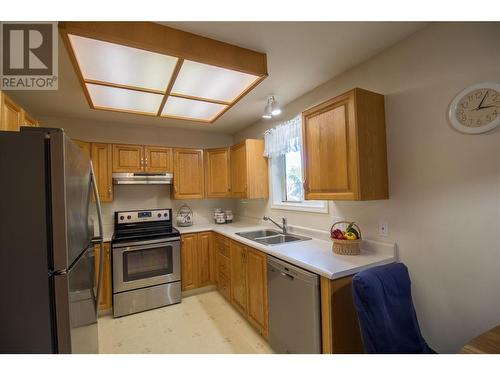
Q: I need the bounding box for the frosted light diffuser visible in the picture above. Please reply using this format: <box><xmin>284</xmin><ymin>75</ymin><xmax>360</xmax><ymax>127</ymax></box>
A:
<box><xmin>61</xmin><ymin>22</ymin><xmax>267</xmax><ymax>123</ymax></box>
<box><xmin>162</xmin><ymin>96</ymin><xmax>227</xmax><ymax>121</ymax></box>
<box><xmin>172</xmin><ymin>60</ymin><xmax>260</xmax><ymax>103</ymax></box>
<box><xmin>69</xmin><ymin>34</ymin><xmax>178</xmax><ymax>92</ymax></box>
<box><xmin>86</xmin><ymin>84</ymin><xmax>163</xmax><ymax>114</ymax></box>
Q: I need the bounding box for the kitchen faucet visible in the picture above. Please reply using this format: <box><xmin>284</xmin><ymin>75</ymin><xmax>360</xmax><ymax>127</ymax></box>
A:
<box><xmin>263</xmin><ymin>216</ymin><xmax>288</xmax><ymax>234</ymax></box>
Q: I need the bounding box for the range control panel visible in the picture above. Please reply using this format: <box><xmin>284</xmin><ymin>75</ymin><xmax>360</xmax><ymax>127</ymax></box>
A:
<box><xmin>116</xmin><ymin>209</ymin><xmax>171</xmax><ymax>224</ymax></box>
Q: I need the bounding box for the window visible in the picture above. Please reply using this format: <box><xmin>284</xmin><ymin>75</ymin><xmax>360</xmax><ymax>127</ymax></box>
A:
<box><xmin>270</xmin><ymin>150</ymin><xmax>328</xmax><ymax>213</ymax></box>
<box><xmin>264</xmin><ymin>114</ymin><xmax>327</xmax><ymax>213</ymax></box>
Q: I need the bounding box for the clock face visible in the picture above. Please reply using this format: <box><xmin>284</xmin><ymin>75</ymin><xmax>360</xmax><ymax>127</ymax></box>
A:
<box><xmin>449</xmin><ymin>82</ymin><xmax>500</xmax><ymax>134</ymax></box>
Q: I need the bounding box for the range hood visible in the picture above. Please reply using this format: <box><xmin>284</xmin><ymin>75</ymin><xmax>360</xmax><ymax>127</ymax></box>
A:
<box><xmin>112</xmin><ymin>172</ymin><xmax>173</xmax><ymax>185</ymax></box>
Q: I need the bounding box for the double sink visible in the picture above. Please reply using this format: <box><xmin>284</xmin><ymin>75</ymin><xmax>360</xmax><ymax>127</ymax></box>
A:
<box><xmin>236</xmin><ymin>229</ymin><xmax>311</xmax><ymax>246</ymax></box>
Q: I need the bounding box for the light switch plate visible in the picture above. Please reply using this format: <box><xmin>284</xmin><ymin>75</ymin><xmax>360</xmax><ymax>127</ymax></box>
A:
<box><xmin>379</xmin><ymin>221</ymin><xmax>389</xmax><ymax>236</ymax></box>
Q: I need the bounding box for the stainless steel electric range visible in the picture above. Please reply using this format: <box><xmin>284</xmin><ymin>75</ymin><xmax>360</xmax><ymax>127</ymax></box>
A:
<box><xmin>111</xmin><ymin>208</ymin><xmax>181</xmax><ymax>318</ymax></box>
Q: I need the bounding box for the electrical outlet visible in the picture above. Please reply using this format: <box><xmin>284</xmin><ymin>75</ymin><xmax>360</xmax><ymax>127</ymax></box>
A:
<box><xmin>379</xmin><ymin>222</ymin><xmax>389</xmax><ymax>236</ymax></box>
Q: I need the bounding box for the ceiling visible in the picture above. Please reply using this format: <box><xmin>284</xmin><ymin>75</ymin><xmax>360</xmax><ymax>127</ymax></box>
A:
<box><xmin>9</xmin><ymin>22</ymin><xmax>428</xmax><ymax>135</ymax></box>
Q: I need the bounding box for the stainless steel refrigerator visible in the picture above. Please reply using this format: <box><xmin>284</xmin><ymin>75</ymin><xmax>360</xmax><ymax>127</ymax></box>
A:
<box><xmin>0</xmin><ymin>127</ymin><xmax>104</xmax><ymax>353</ymax></box>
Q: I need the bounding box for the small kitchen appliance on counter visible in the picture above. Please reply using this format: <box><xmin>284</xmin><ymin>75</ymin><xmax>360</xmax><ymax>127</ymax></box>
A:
<box><xmin>176</xmin><ymin>204</ymin><xmax>193</xmax><ymax>227</ymax></box>
<box><xmin>111</xmin><ymin>208</ymin><xmax>181</xmax><ymax>317</ymax></box>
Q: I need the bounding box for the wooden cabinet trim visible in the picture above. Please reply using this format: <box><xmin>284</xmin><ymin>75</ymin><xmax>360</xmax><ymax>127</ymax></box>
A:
<box><xmin>91</xmin><ymin>143</ymin><xmax>113</xmax><ymax>202</ymax></box>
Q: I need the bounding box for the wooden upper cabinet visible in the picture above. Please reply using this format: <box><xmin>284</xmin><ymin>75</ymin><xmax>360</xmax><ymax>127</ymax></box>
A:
<box><xmin>230</xmin><ymin>240</ymin><xmax>248</xmax><ymax>315</ymax></box>
<box><xmin>145</xmin><ymin>146</ymin><xmax>172</xmax><ymax>173</ymax></box>
<box><xmin>91</xmin><ymin>143</ymin><xmax>113</xmax><ymax>202</ymax></box>
<box><xmin>181</xmin><ymin>233</ymin><xmax>198</xmax><ymax>291</ymax></box>
<box><xmin>205</xmin><ymin>147</ymin><xmax>231</xmax><ymax>198</ymax></box>
<box><xmin>112</xmin><ymin>144</ymin><xmax>144</xmax><ymax>173</ymax></box>
<box><xmin>230</xmin><ymin>139</ymin><xmax>268</xmax><ymax>199</ymax></box>
<box><xmin>0</xmin><ymin>92</ymin><xmax>23</xmax><ymax>131</ymax></box>
<box><xmin>302</xmin><ymin>88</ymin><xmax>388</xmax><ymax>201</ymax></box>
<box><xmin>73</xmin><ymin>139</ymin><xmax>91</xmax><ymax>160</ymax></box>
<box><xmin>173</xmin><ymin>148</ymin><xmax>204</xmax><ymax>199</ymax></box>
<box><xmin>21</xmin><ymin>110</ymin><xmax>38</xmax><ymax>127</ymax></box>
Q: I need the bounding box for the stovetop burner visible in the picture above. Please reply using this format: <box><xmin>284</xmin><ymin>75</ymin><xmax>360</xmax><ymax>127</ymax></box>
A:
<box><xmin>111</xmin><ymin>208</ymin><xmax>179</xmax><ymax>243</ymax></box>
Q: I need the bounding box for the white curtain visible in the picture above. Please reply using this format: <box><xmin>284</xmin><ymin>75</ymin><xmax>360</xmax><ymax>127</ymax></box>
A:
<box><xmin>263</xmin><ymin>115</ymin><xmax>302</xmax><ymax>158</ymax></box>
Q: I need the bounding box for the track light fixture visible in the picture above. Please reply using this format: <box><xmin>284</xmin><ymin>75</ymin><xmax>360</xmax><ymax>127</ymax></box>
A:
<box><xmin>262</xmin><ymin>95</ymin><xmax>281</xmax><ymax>119</ymax></box>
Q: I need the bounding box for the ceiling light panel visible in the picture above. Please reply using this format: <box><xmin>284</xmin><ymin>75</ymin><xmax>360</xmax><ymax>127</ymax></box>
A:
<box><xmin>171</xmin><ymin>60</ymin><xmax>260</xmax><ymax>103</ymax></box>
<box><xmin>162</xmin><ymin>96</ymin><xmax>227</xmax><ymax>121</ymax></box>
<box><xmin>86</xmin><ymin>84</ymin><xmax>163</xmax><ymax>114</ymax></box>
<box><xmin>69</xmin><ymin>34</ymin><xmax>178</xmax><ymax>92</ymax></box>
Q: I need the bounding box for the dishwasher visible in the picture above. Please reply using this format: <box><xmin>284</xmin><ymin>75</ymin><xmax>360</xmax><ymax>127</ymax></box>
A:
<box><xmin>267</xmin><ymin>256</ymin><xmax>321</xmax><ymax>353</ymax></box>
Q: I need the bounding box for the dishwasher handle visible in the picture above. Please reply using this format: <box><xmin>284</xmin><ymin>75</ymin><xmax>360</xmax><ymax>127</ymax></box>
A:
<box><xmin>268</xmin><ymin>256</ymin><xmax>319</xmax><ymax>285</ymax></box>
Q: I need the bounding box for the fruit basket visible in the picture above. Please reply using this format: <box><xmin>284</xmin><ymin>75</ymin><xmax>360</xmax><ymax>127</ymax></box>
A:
<box><xmin>330</xmin><ymin>221</ymin><xmax>362</xmax><ymax>255</ymax></box>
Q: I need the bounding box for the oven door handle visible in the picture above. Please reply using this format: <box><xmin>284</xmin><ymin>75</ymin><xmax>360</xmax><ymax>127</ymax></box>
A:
<box><xmin>113</xmin><ymin>237</ymin><xmax>180</xmax><ymax>249</ymax></box>
<box><xmin>117</xmin><ymin>242</ymin><xmax>179</xmax><ymax>253</ymax></box>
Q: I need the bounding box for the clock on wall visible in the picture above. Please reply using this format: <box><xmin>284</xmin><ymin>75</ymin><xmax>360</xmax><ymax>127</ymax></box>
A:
<box><xmin>448</xmin><ymin>82</ymin><xmax>500</xmax><ymax>134</ymax></box>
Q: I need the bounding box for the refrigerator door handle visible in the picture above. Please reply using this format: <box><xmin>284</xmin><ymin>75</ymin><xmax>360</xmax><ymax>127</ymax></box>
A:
<box><xmin>90</xmin><ymin>160</ymin><xmax>104</xmax><ymax>316</ymax></box>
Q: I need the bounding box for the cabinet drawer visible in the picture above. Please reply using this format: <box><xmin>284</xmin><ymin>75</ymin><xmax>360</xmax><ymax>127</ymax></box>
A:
<box><xmin>215</xmin><ymin>235</ymin><xmax>230</xmax><ymax>257</ymax></box>
<box><xmin>218</xmin><ymin>272</ymin><xmax>231</xmax><ymax>301</ymax></box>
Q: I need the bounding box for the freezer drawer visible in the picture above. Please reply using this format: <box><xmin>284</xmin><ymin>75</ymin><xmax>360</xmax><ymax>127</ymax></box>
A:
<box><xmin>267</xmin><ymin>256</ymin><xmax>321</xmax><ymax>354</ymax></box>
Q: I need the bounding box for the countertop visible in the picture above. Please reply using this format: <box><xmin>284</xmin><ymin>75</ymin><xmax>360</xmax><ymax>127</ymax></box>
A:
<box><xmin>101</xmin><ymin>221</ymin><xmax>396</xmax><ymax>280</ymax></box>
<box><xmin>177</xmin><ymin>222</ymin><xmax>396</xmax><ymax>280</ymax></box>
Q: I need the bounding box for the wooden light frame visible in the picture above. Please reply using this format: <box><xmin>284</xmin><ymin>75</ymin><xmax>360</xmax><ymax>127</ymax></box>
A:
<box><xmin>59</xmin><ymin>22</ymin><xmax>268</xmax><ymax>123</ymax></box>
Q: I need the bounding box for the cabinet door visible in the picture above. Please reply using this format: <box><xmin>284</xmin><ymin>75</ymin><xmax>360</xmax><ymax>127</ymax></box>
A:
<box><xmin>302</xmin><ymin>92</ymin><xmax>358</xmax><ymax>200</ymax></box>
<box><xmin>205</xmin><ymin>148</ymin><xmax>231</xmax><ymax>198</ymax></box>
<box><xmin>145</xmin><ymin>146</ymin><xmax>172</xmax><ymax>173</ymax></box>
<box><xmin>173</xmin><ymin>148</ymin><xmax>204</xmax><ymax>199</ymax></box>
<box><xmin>73</xmin><ymin>139</ymin><xmax>91</xmax><ymax>160</ymax></box>
<box><xmin>0</xmin><ymin>92</ymin><xmax>22</xmax><ymax>131</ymax></box>
<box><xmin>91</xmin><ymin>143</ymin><xmax>113</xmax><ymax>202</ymax></box>
<box><xmin>198</xmin><ymin>231</ymin><xmax>215</xmax><ymax>287</ymax></box>
<box><xmin>112</xmin><ymin>144</ymin><xmax>144</xmax><ymax>173</ymax></box>
<box><xmin>247</xmin><ymin>248</ymin><xmax>268</xmax><ymax>337</ymax></box>
<box><xmin>230</xmin><ymin>240</ymin><xmax>248</xmax><ymax>314</ymax></box>
<box><xmin>21</xmin><ymin>110</ymin><xmax>38</xmax><ymax>127</ymax></box>
<box><xmin>230</xmin><ymin>142</ymin><xmax>247</xmax><ymax>198</ymax></box>
<box><xmin>181</xmin><ymin>234</ymin><xmax>198</xmax><ymax>291</ymax></box>
<box><xmin>95</xmin><ymin>242</ymin><xmax>112</xmax><ymax>311</ymax></box>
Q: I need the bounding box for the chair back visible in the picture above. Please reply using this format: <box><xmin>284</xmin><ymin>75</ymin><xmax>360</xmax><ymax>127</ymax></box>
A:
<box><xmin>352</xmin><ymin>263</ymin><xmax>435</xmax><ymax>354</ymax></box>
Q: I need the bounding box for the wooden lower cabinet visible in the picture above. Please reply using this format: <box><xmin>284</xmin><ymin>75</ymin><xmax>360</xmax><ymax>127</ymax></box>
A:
<box><xmin>246</xmin><ymin>248</ymin><xmax>268</xmax><ymax>337</ymax></box>
<box><xmin>181</xmin><ymin>233</ymin><xmax>199</xmax><ymax>291</ymax></box>
<box><xmin>95</xmin><ymin>242</ymin><xmax>112</xmax><ymax>312</ymax></box>
<box><xmin>320</xmin><ymin>275</ymin><xmax>364</xmax><ymax>353</ymax></box>
<box><xmin>229</xmin><ymin>240</ymin><xmax>248</xmax><ymax>315</ymax></box>
<box><xmin>181</xmin><ymin>232</ymin><xmax>215</xmax><ymax>291</ymax></box>
<box><xmin>224</xmin><ymin>237</ymin><xmax>269</xmax><ymax>338</ymax></box>
<box><xmin>197</xmin><ymin>231</ymin><xmax>215</xmax><ymax>287</ymax></box>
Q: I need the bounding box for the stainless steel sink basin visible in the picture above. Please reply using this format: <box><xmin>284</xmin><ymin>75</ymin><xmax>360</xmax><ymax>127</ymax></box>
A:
<box><xmin>235</xmin><ymin>230</ymin><xmax>311</xmax><ymax>246</ymax></box>
<box><xmin>236</xmin><ymin>229</ymin><xmax>282</xmax><ymax>240</ymax></box>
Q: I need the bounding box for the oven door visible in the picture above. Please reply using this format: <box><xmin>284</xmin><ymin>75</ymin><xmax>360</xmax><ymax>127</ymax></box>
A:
<box><xmin>113</xmin><ymin>238</ymin><xmax>180</xmax><ymax>293</ymax></box>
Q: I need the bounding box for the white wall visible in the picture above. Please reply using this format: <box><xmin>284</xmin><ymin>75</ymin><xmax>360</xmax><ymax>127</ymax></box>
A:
<box><xmin>39</xmin><ymin>115</ymin><xmax>233</xmax><ymax>148</ymax></box>
<box><xmin>234</xmin><ymin>22</ymin><xmax>500</xmax><ymax>353</ymax></box>
<box><xmin>41</xmin><ymin>116</ymin><xmax>236</xmax><ymax>237</ymax></box>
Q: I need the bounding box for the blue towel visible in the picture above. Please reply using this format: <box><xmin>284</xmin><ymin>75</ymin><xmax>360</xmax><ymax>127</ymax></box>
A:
<box><xmin>352</xmin><ymin>263</ymin><xmax>436</xmax><ymax>354</ymax></box>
